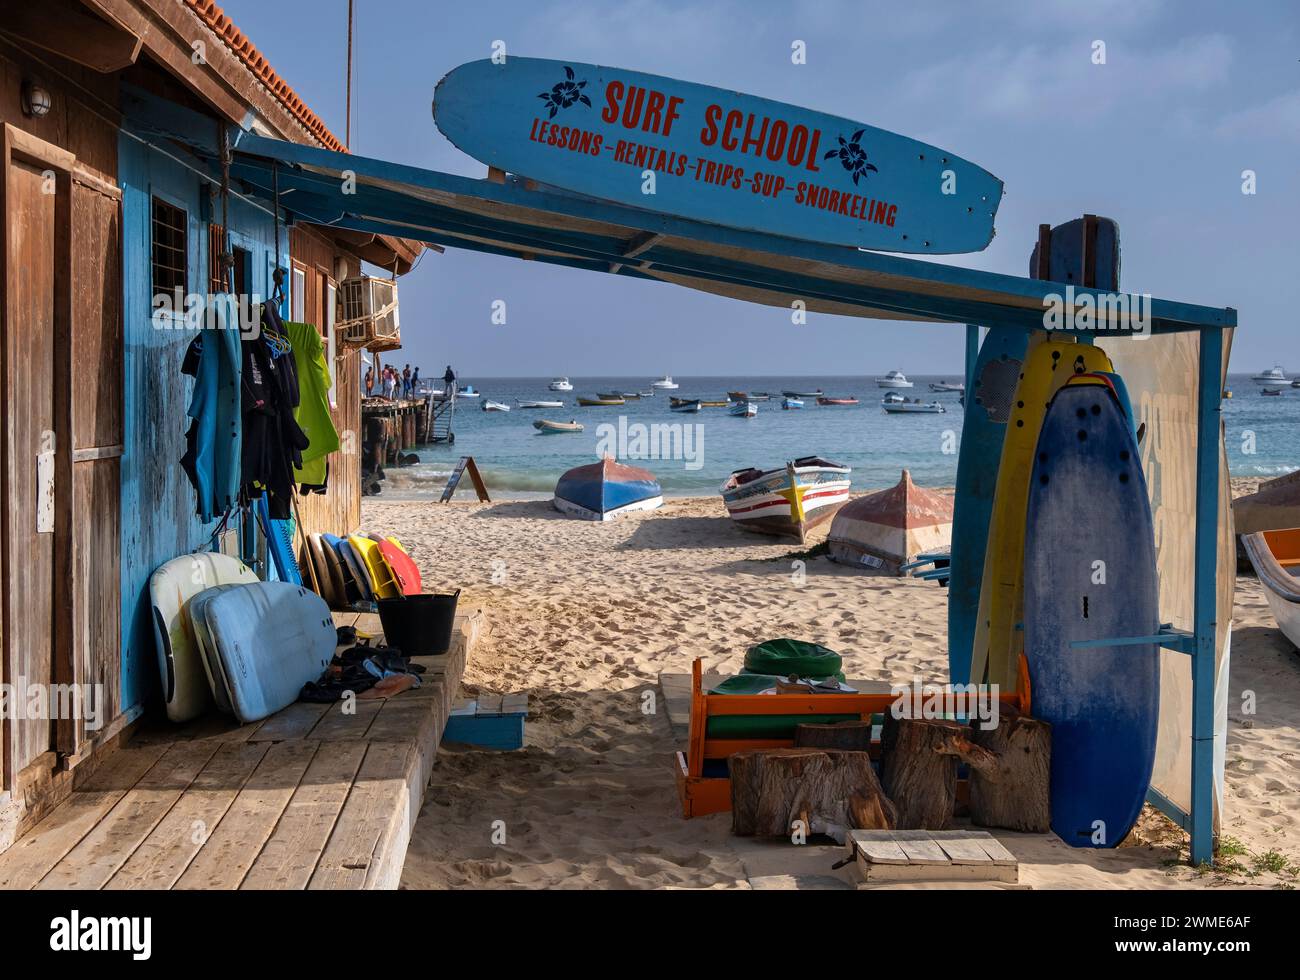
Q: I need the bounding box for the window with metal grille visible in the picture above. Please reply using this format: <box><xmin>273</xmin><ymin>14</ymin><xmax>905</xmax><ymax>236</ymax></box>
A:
<box><xmin>152</xmin><ymin>196</ymin><xmax>188</xmax><ymax>296</ymax></box>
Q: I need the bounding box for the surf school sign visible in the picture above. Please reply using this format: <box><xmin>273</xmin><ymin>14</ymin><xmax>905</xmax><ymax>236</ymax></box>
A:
<box><xmin>433</xmin><ymin>58</ymin><xmax>1003</xmax><ymax>253</ymax></box>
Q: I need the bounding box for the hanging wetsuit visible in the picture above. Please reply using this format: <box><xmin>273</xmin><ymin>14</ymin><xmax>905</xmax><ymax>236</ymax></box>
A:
<box><xmin>241</xmin><ymin>303</ymin><xmax>309</xmax><ymax>518</ymax></box>
<box><xmin>180</xmin><ymin>294</ymin><xmax>243</xmax><ymax>522</ymax></box>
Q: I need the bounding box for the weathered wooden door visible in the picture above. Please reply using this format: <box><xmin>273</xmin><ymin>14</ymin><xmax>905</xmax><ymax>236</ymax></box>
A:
<box><xmin>2</xmin><ymin>127</ymin><xmax>72</xmax><ymax>790</ymax></box>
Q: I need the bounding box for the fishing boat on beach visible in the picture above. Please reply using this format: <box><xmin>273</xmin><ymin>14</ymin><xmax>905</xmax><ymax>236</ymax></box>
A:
<box><xmin>651</xmin><ymin>375</ymin><xmax>679</xmax><ymax>389</ymax></box>
<box><xmin>719</xmin><ymin>457</ymin><xmax>852</xmax><ymax>543</ymax></box>
<box><xmin>782</xmin><ymin>388</ymin><xmax>823</xmax><ymax>398</ymax></box>
<box><xmin>729</xmin><ymin>400</ymin><xmax>758</xmax><ymax>417</ymax></box>
<box><xmin>534</xmin><ymin>419</ymin><xmax>583</xmax><ymax>434</ymax></box>
<box><xmin>876</xmin><ymin>370</ymin><xmax>913</xmax><ymax>389</ymax></box>
<box><xmin>827</xmin><ymin>469</ymin><xmax>953</xmax><ymax>575</ymax></box>
<box><xmin>518</xmin><ymin>399</ymin><xmax>564</xmax><ymax>408</ymax></box>
<box><xmin>548</xmin><ymin>377</ymin><xmax>573</xmax><ymax>391</ymax></box>
<box><xmin>1243</xmin><ymin>528</ymin><xmax>1300</xmax><ymax>649</ymax></box>
<box><xmin>670</xmin><ymin>398</ymin><xmax>702</xmax><ymax>413</ymax></box>
<box><xmin>782</xmin><ymin>397</ymin><xmax>803</xmax><ymax>410</ymax></box>
<box><xmin>482</xmin><ymin>399</ymin><xmax>510</xmax><ymax>412</ymax></box>
<box><xmin>554</xmin><ymin>458</ymin><xmax>663</xmax><ymax>520</ymax></box>
<box><xmin>817</xmin><ymin>396</ymin><xmax>859</xmax><ymax>406</ymax></box>
<box><xmin>577</xmin><ymin>395</ymin><xmax>625</xmax><ymax>406</ymax></box>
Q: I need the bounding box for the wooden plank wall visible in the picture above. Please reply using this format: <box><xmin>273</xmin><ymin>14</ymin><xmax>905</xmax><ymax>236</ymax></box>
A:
<box><xmin>290</xmin><ymin>225</ymin><xmax>361</xmax><ymax>537</ymax></box>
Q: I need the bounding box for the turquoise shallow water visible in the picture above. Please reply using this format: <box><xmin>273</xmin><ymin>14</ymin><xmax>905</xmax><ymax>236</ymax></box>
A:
<box><xmin>379</xmin><ymin>374</ymin><xmax>1300</xmax><ymax>500</ymax></box>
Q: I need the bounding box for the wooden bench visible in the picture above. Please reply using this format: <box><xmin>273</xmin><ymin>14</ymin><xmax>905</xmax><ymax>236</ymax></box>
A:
<box><xmin>674</xmin><ymin>657</ymin><xmax>1030</xmax><ymax>818</ymax></box>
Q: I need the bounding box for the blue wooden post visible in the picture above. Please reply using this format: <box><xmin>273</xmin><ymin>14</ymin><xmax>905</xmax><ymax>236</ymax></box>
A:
<box><xmin>1190</xmin><ymin>327</ymin><xmax>1223</xmax><ymax>866</ymax></box>
<box><xmin>964</xmin><ymin>324</ymin><xmax>979</xmax><ymax>391</ymax></box>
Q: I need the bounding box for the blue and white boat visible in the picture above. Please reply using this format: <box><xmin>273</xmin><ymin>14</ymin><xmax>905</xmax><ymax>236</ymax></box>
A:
<box><xmin>729</xmin><ymin>399</ymin><xmax>758</xmax><ymax>417</ymax></box>
<box><xmin>670</xmin><ymin>398</ymin><xmax>702</xmax><ymax>413</ymax></box>
<box><xmin>781</xmin><ymin>397</ymin><xmax>804</xmax><ymax>410</ymax></box>
<box><xmin>553</xmin><ymin>458</ymin><xmax>663</xmax><ymax>521</ymax></box>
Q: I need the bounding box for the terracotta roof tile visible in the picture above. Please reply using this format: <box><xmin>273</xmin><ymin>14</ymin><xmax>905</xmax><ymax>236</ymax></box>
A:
<box><xmin>184</xmin><ymin>0</ymin><xmax>347</xmax><ymax>152</ymax></box>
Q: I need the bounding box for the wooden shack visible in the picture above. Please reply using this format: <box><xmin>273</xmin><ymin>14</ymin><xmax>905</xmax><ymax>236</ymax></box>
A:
<box><xmin>0</xmin><ymin>0</ymin><xmax>421</xmax><ymax>850</ymax></box>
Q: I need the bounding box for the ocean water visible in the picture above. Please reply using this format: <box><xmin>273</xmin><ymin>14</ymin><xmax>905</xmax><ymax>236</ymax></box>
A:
<box><xmin>379</xmin><ymin>374</ymin><xmax>1300</xmax><ymax>500</ymax></box>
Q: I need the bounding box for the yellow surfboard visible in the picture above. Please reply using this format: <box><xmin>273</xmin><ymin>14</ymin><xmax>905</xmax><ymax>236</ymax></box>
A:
<box><xmin>347</xmin><ymin>534</ymin><xmax>403</xmax><ymax>599</ymax></box>
<box><xmin>969</xmin><ymin>335</ymin><xmax>1115</xmax><ymax>686</ymax></box>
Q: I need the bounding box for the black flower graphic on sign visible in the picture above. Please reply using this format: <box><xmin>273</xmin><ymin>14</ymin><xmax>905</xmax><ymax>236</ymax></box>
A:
<box><xmin>824</xmin><ymin>129</ymin><xmax>879</xmax><ymax>185</ymax></box>
<box><xmin>537</xmin><ymin>66</ymin><xmax>592</xmax><ymax>118</ymax></box>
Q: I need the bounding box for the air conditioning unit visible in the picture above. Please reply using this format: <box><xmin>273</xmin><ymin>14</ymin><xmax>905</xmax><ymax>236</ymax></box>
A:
<box><xmin>337</xmin><ymin>274</ymin><xmax>400</xmax><ymax>349</ymax></box>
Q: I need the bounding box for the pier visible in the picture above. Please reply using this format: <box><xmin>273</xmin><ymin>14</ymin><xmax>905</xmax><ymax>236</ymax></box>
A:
<box><xmin>361</xmin><ymin>391</ymin><xmax>456</xmax><ymax>494</ymax></box>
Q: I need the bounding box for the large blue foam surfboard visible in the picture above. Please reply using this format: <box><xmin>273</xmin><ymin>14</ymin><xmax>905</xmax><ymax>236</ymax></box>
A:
<box><xmin>434</xmin><ymin>58</ymin><xmax>1003</xmax><ymax>253</ymax></box>
<box><xmin>947</xmin><ymin>327</ymin><xmax>1027</xmax><ymax>685</ymax></box>
<box><xmin>1024</xmin><ymin>380</ymin><xmax>1159</xmax><ymax>848</ymax></box>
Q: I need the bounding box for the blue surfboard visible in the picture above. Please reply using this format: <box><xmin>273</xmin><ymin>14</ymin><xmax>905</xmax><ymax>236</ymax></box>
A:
<box><xmin>947</xmin><ymin>327</ymin><xmax>1027</xmax><ymax>684</ymax></box>
<box><xmin>1024</xmin><ymin>380</ymin><xmax>1159</xmax><ymax>848</ymax></box>
<box><xmin>433</xmin><ymin>58</ymin><xmax>1003</xmax><ymax>254</ymax></box>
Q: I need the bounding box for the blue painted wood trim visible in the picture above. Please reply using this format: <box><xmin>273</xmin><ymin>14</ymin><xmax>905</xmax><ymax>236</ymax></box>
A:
<box><xmin>1069</xmin><ymin>627</ymin><xmax>1195</xmax><ymax>654</ymax></box>
<box><xmin>229</xmin><ymin>134</ymin><xmax>1235</xmax><ymax>332</ymax></box>
<box><xmin>964</xmin><ymin>325</ymin><xmax>979</xmax><ymax>391</ymax></box>
<box><xmin>1189</xmin><ymin>327</ymin><xmax>1223</xmax><ymax>866</ymax></box>
<box><xmin>1146</xmin><ymin>786</ymin><xmax>1191</xmax><ymax>833</ymax></box>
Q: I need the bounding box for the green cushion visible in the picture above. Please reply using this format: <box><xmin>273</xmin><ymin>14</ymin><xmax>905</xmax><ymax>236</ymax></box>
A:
<box><xmin>704</xmin><ymin>713</ymin><xmax>861</xmax><ymax>740</ymax></box>
<box><xmin>743</xmin><ymin>638</ymin><xmax>843</xmax><ymax>679</ymax></box>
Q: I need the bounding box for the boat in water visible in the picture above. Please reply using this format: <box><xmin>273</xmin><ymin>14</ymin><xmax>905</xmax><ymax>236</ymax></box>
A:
<box><xmin>670</xmin><ymin>398</ymin><xmax>702</xmax><ymax>413</ymax></box>
<box><xmin>882</xmin><ymin>394</ymin><xmax>945</xmax><ymax>413</ymax></box>
<box><xmin>1252</xmin><ymin>364</ymin><xmax>1288</xmax><ymax>384</ymax></box>
<box><xmin>729</xmin><ymin>400</ymin><xmax>758</xmax><ymax>417</ymax></box>
<box><xmin>782</xmin><ymin>397</ymin><xmax>804</xmax><ymax>410</ymax></box>
<box><xmin>929</xmin><ymin>381</ymin><xmax>965</xmax><ymax>393</ymax></box>
<box><xmin>518</xmin><ymin>399</ymin><xmax>564</xmax><ymax>409</ymax></box>
<box><xmin>533</xmin><ymin>419</ymin><xmax>583</xmax><ymax>434</ymax></box>
<box><xmin>1243</xmin><ymin>528</ymin><xmax>1300</xmax><ymax>649</ymax></box>
<box><xmin>827</xmin><ymin>469</ymin><xmax>953</xmax><ymax>575</ymax></box>
<box><xmin>651</xmin><ymin>375</ymin><xmax>679</xmax><ymax>389</ymax></box>
<box><xmin>554</xmin><ymin>458</ymin><xmax>663</xmax><ymax>521</ymax></box>
<box><xmin>577</xmin><ymin>395</ymin><xmax>625</xmax><ymax>406</ymax></box>
<box><xmin>817</xmin><ymin>396</ymin><xmax>859</xmax><ymax>406</ymax></box>
<box><xmin>876</xmin><ymin>370</ymin><xmax>913</xmax><ymax>389</ymax></box>
<box><xmin>457</xmin><ymin>384</ymin><xmax>481</xmax><ymax>399</ymax></box>
<box><xmin>482</xmin><ymin>399</ymin><xmax>510</xmax><ymax>412</ymax></box>
<box><xmin>728</xmin><ymin>390</ymin><xmax>771</xmax><ymax>402</ymax></box>
<box><xmin>719</xmin><ymin>457</ymin><xmax>852</xmax><ymax>543</ymax></box>
<box><xmin>782</xmin><ymin>388</ymin><xmax>823</xmax><ymax>398</ymax></box>
<box><xmin>548</xmin><ymin>377</ymin><xmax>574</xmax><ymax>391</ymax></box>
<box><xmin>1263</xmin><ymin>388</ymin><xmax>1283</xmax><ymax>396</ymax></box>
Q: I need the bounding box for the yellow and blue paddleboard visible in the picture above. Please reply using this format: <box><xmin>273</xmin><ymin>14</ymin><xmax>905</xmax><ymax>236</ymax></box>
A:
<box><xmin>970</xmin><ymin>335</ymin><xmax>1115</xmax><ymax>687</ymax></box>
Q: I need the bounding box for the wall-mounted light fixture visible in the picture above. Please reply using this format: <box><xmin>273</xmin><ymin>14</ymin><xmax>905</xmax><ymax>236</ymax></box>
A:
<box><xmin>20</xmin><ymin>80</ymin><xmax>52</xmax><ymax>118</ymax></box>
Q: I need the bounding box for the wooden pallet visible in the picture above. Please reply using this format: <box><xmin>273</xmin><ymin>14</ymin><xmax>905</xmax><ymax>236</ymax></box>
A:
<box><xmin>850</xmin><ymin>829</ymin><xmax>1020</xmax><ymax>885</ymax></box>
<box><xmin>0</xmin><ymin>610</ymin><xmax>483</xmax><ymax>890</ymax></box>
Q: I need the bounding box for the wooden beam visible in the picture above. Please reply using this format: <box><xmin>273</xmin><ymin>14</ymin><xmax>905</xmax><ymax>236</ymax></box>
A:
<box><xmin>3</xmin><ymin>0</ymin><xmax>142</xmax><ymax>73</ymax></box>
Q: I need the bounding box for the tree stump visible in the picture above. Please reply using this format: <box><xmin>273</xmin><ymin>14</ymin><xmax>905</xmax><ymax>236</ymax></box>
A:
<box><xmin>937</xmin><ymin>709</ymin><xmax>1052</xmax><ymax>832</ymax></box>
<box><xmin>730</xmin><ymin>748</ymin><xmax>895</xmax><ymax>841</ymax></box>
<box><xmin>879</xmin><ymin>716</ymin><xmax>963</xmax><ymax>829</ymax></box>
<box><xmin>794</xmin><ymin>720</ymin><xmax>873</xmax><ymax>752</ymax></box>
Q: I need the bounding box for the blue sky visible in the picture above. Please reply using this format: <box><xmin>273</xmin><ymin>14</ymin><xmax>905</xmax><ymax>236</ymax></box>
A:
<box><xmin>222</xmin><ymin>0</ymin><xmax>1298</xmax><ymax>376</ymax></box>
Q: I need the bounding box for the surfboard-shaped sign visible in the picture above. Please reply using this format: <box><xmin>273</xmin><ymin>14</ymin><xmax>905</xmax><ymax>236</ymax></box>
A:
<box><xmin>433</xmin><ymin>58</ymin><xmax>1003</xmax><ymax>254</ymax></box>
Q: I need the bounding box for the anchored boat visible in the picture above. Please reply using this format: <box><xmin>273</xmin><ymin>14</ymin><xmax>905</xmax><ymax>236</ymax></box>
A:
<box><xmin>719</xmin><ymin>457</ymin><xmax>851</xmax><ymax>543</ymax></box>
<box><xmin>548</xmin><ymin>377</ymin><xmax>574</xmax><ymax>391</ymax></box>
<box><xmin>929</xmin><ymin>381</ymin><xmax>965</xmax><ymax>393</ymax></box>
<box><xmin>729</xmin><ymin>400</ymin><xmax>758</xmax><ymax>417</ymax></box>
<box><xmin>882</xmin><ymin>394</ymin><xmax>945</xmax><ymax>413</ymax></box>
<box><xmin>553</xmin><ymin>458</ymin><xmax>663</xmax><ymax>520</ymax></box>
<box><xmin>482</xmin><ymin>399</ymin><xmax>510</xmax><ymax>412</ymax></box>
<box><xmin>1252</xmin><ymin>364</ymin><xmax>1288</xmax><ymax>384</ymax></box>
<box><xmin>651</xmin><ymin>375</ymin><xmax>679</xmax><ymax>389</ymax></box>
<box><xmin>518</xmin><ymin>398</ymin><xmax>564</xmax><ymax>408</ymax></box>
<box><xmin>670</xmin><ymin>398</ymin><xmax>702</xmax><ymax>413</ymax></box>
<box><xmin>782</xmin><ymin>397</ymin><xmax>803</xmax><ymax>410</ymax></box>
<box><xmin>782</xmin><ymin>388</ymin><xmax>823</xmax><ymax>398</ymax></box>
<box><xmin>577</xmin><ymin>395</ymin><xmax>625</xmax><ymax>406</ymax></box>
<box><xmin>876</xmin><ymin>370</ymin><xmax>913</xmax><ymax>388</ymax></box>
<box><xmin>816</xmin><ymin>396</ymin><xmax>858</xmax><ymax>406</ymax></box>
<box><xmin>533</xmin><ymin>419</ymin><xmax>583</xmax><ymax>434</ymax></box>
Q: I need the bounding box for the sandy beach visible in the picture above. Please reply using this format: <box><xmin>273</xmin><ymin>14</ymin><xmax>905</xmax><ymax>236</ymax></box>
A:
<box><xmin>374</xmin><ymin>485</ymin><xmax>1300</xmax><ymax>890</ymax></box>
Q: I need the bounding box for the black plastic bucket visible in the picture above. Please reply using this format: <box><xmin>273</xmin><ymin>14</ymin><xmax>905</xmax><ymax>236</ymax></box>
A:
<box><xmin>377</xmin><ymin>589</ymin><xmax>460</xmax><ymax>656</ymax></box>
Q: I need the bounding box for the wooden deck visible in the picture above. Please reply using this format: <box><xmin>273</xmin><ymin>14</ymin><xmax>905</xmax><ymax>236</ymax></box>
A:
<box><xmin>0</xmin><ymin>609</ymin><xmax>483</xmax><ymax>890</ymax></box>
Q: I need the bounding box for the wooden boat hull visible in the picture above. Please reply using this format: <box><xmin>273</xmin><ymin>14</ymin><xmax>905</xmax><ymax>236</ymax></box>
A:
<box><xmin>720</xmin><ymin>458</ymin><xmax>851</xmax><ymax>543</ymax></box>
<box><xmin>670</xmin><ymin>400</ymin><xmax>702</xmax><ymax>413</ymax></box>
<box><xmin>1243</xmin><ymin>528</ymin><xmax>1300</xmax><ymax>649</ymax></box>
<box><xmin>828</xmin><ymin>470</ymin><xmax>952</xmax><ymax>574</ymax></box>
<box><xmin>817</xmin><ymin>397</ymin><xmax>858</xmax><ymax>405</ymax></box>
<box><xmin>577</xmin><ymin>397</ymin><xmax>624</xmax><ymax>406</ymax></box>
<box><xmin>781</xmin><ymin>390</ymin><xmax>822</xmax><ymax>398</ymax></box>
<box><xmin>534</xmin><ymin>419</ymin><xmax>583</xmax><ymax>434</ymax></box>
<box><xmin>1024</xmin><ymin>378</ymin><xmax>1159</xmax><ymax>848</ymax></box>
<box><xmin>554</xmin><ymin>458</ymin><xmax>662</xmax><ymax>520</ymax></box>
